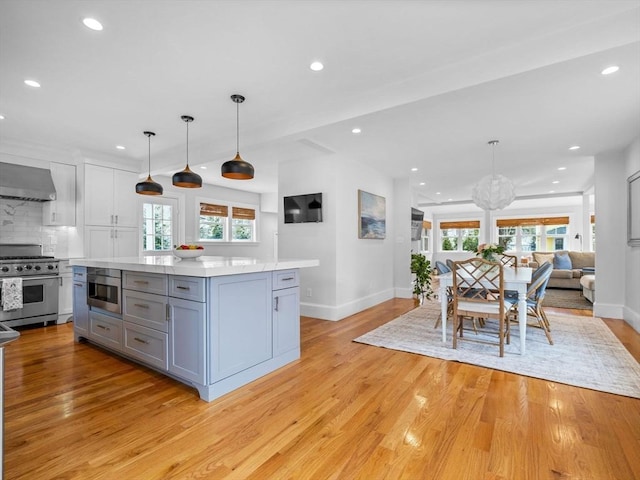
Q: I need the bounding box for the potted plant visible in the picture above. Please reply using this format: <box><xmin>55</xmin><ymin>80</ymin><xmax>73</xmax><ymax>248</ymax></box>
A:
<box><xmin>411</xmin><ymin>252</ymin><xmax>433</xmax><ymax>301</ymax></box>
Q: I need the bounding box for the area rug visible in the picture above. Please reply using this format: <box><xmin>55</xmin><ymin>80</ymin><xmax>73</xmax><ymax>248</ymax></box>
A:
<box><xmin>354</xmin><ymin>301</ymin><xmax>640</xmax><ymax>398</ymax></box>
<box><xmin>543</xmin><ymin>288</ymin><xmax>592</xmax><ymax>310</ymax></box>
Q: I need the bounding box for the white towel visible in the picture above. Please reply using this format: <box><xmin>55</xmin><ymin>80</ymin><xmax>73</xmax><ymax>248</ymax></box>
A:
<box><xmin>2</xmin><ymin>277</ymin><xmax>23</xmax><ymax>311</ymax></box>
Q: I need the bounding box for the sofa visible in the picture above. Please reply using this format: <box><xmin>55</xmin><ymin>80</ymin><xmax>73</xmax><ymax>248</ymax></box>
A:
<box><xmin>527</xmin><ymin>251</ymin><xmax>595</xmax><ymax>290</ymax></box>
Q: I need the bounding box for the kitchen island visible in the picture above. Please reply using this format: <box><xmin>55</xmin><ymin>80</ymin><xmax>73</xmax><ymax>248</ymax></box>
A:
<box><xmin>69</xmin><ymin>255</ymin><xmax>318</xmax><ymax>402</ymax></box>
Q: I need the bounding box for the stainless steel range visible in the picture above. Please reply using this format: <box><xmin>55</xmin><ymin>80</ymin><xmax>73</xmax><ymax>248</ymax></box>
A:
<box><xmin>0</xmin><ymin>244</ymin><xmax>59</xmax><ymax>327</ymax></box>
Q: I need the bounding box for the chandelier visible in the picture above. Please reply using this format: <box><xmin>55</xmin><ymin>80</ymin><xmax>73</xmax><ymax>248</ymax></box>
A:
<box><xmin>471</xmin><ymin>140</ymin><xmax>515</xmax><ymax>210</ymax></box>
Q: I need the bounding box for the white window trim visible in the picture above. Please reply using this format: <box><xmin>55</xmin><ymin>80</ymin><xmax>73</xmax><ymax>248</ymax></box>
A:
<box><xmin>196</xmin><ymin>197</ymin><xmax>260</xmax><ymax>244</ymax></box>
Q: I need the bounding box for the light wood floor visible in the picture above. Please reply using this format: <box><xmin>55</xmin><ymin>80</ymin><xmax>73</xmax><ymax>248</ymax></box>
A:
<box><xmin>3</xmin><ymin>301</ymin><xmax>640</xmax><ymax>480</ymax></box>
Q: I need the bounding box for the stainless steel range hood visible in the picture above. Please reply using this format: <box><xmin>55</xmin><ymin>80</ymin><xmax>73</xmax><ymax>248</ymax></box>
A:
<box><xmin>0</xmin><ymin>162</ymin><xmax>57</xmax><ymax>202</ymax></box>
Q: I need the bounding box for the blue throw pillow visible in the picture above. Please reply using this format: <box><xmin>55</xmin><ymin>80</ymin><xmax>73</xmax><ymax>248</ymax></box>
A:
<box><xmin>553</xmin><ymin>252</ymin><xmax>572</xmax><ymax>270</ymax></box>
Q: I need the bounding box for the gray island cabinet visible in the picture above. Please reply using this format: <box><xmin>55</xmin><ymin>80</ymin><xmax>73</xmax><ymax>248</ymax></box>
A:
<box><xmin>70</xmin><ymin>256</ymin><xmax>317</xmax><ymax>402</ymax></box>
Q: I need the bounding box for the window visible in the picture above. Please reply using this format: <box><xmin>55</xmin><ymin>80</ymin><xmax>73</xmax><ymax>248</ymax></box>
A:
<box><xmin>440</xmin><ymin>221</ymin><xmax>480</xmax><ymax>252</ymax></box>
<box><xmin>142</xmin><ymin>201</ymin><xmax>174</xmax><ymax>252</ymax></box>
<box><xmin>421</xmin><ymin>220</ymin><xmax>431</xmax><ymax>252</ymax></box>
<box><xmin>199</xmin><ymin>201</ymin><xmax>257</xmax><ymax>242</ymax></box>
<box><xmin>591</xmin><ymin>214</ymin><xmax>596</xmax><ymax>251</ymax></box>
<box><xmin>496</xmin><ymin>216</ymin><xmax>569</xmax><ymax>252</ymax></box>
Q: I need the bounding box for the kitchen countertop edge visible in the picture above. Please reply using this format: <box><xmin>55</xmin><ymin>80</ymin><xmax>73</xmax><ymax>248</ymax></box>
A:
<box><xmin>69</xmin><ymin>256</ymin><xmax>319</xmax><ymax>277</ymax></box>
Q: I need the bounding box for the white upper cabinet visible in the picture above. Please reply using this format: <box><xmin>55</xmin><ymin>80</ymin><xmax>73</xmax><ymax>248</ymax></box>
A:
<box><xmin>85</xmin><ymin>164</ymin><xmax>138</xmax><ymax>227</ymax></box>
<box><xmin>43</xmin><ymin>162</ymin><xmax>76</xmax><ymax>226</ymax></box>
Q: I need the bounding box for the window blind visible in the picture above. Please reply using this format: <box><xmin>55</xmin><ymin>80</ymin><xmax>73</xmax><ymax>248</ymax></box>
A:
<box><xmin>590</xmin><ymin>214</ymin><xmax>595</xmax><ymax>223</ymax></box>
<box><xmin>440</xmin><ymin>220</ymin><xmax>480</xmax><ymax>229</ymax></box>
<box><xmin>200</xmin><ymin>203</ymin><xmax>228</xmax><ymax>217</ymax></box>
<box><xmin>422</xmin><ymin>220</ymin><xmax>432</xmax><ymax>229</ymax></box>
<box><xmin>496</xmin><ymin>216</ymin><xmax>569</xmax><ymax>227</ymax></box>
<box><xmin>232</xmin><ymin>207</ymin><xmax>256</xmax><ymax>220</ymax></box>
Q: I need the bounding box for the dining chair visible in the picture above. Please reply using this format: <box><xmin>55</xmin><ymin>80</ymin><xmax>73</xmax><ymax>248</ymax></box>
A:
<box><xmin>451</xmin><ymin>258</ymin><xmax>516</xmax><ymax>357</ymax></box>
<box><xmin>434</xmin><ymin>261</ymin><xmax>452</xmax><ymax>329</ymax></box>
<box><xmin>509</xmin><ymin>261</ymin><xmax>554</xmax><ymax>345</ymax></box>
<box><xmin>497</xmin><ymin>253</ymin><xmax>518</xmax><ymax>268</ymax></box>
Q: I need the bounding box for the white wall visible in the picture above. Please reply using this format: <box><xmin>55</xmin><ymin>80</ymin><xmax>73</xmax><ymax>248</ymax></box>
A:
<box><xmin>279</xmin><ymin>154</ymin><xmax>396</xmax><ymax>321</ymax></box>
<box><xmin>623</xmin><ymin>136</ymin><xmax>640</xmax><ymax>331</ymax></box>
<box><xmin>593</xmin><ymin>151</ymin><xmax>627</xmax><ymax>320</ymax></box>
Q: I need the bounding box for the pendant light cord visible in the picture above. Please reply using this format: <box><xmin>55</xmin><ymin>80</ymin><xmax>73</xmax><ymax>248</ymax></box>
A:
<box><xmin>236</xmin><ymin>101</ymin><xmax>240</xmax><ymax>155</ymax></box>
<box><xmin>147</xmin><ymin>134</ymin><xmax>151</xmax><ymax>175</ymax></box>
<box><xmin>186</xmin><ymin>121</ymin><xmax>190</xmax><ymax>168</ymax></box>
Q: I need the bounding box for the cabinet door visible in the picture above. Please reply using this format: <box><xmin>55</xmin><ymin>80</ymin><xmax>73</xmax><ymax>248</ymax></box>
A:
<box><xmin>72</xmin><ymin>278</ymin><xmax>88</xmax><ymax>338</ymax></box>
<box><xmin>85</xmin><ymin>226</ymin><xmax>113</xmax><ymax>258</ymax></box>
<box><xmin>123</xmin><ymin>289</ymin><xmax>169</xmax><ymax>332</ymax></box>
<box><xmin>113</xmin><ymin>169</ymin><xmax>139</xmax><ymax>227</ymax></box>
<box><xmin>209</xmin><ymin>272</ymin><xmax>272</xmax><ymax>383</ymax></box>
<box><xmin>43</xmin><ymin>162</ymin><xmax>76</xmax><ymax>226</ymax></box>
<box><xmin>113</xmin><ymin>227</ymin><xmax>139</xmax><ymax>257</ymax></box>
<box><xmin>58</xmin><ymin>274</ymin><xmax>73</xmax><ymax>324</ymax></box>
<box><xmin>273</xmin><ymin>287</ymin><xmax>300</xmax><ymax>356</ymax></box>
<box><xmin>168</xmin><ymin>297</ymin><xmax>206</xmax><ymax>384</ymax></box>
<box><xmin>85</xmin><ymin>164</ymin><xmax>114</xmax><ymax>226</ymax></box>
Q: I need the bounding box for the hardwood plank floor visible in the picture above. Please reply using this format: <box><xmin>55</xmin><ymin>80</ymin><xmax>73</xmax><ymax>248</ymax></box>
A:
<box><xmin>3</xmin><ymin>301</ymin><xmax>639</xmax><ymax>479</ymax></box>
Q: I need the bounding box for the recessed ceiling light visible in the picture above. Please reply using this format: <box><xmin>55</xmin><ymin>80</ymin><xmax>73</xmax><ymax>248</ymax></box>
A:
<box><xmin>436</xmin><ymin>192</ymin><xmax>441</xmax><ymax>195</ymax></box>
<box><xmin>116</xmin><ymin>145</ymin><xmax>125</xmax><ymax>150</ymax></box>
<box><xmin>200</xmin><ymin>166</ymin><xmax>207</xmax><ymax>170</ymax></box>
<box><xmin>419</xmin><ymin>182</ymin><xmax>425</xmax><ymax>186</ymax></box>
<box><xmin>601</xmin><ymin>65</ymin><xmax>619</xmax><ymax>75</ymax></box>
<box><xmin>447</xmin><ymin>198</ymin><xmax>453</xmax><ymax>202</ymax></box>
<box><xmin>557</xmin><ymin>167</ymin><xmax>566</xmax><ymax>171</ymax></box>
<box><xmin>310</xmin><ymin>61</ymin><xmax>324</xmax><ymax>71</ymax></box>
<box><xmin>24</xmin><ymin>79</ymin><xmax>41</xmax><ymax>88</ymax></box>
<box><xmin>0</xmin><ymin>114</ymin><xmax>4</xmax><ymax>120</ymax></box>
<box><xmin>549</xmin><ymin>190</ymin><xmax>555</xmax><ymax>194</ymax></box>
<box><xmin>411</xmin><ymin>167</ymin><xmax>418</xmax><ymax>172</ymax></box>
<box><xmin>82</xmin><ymin>18</ymin><xmax>103</xmax><ymax>31</ymax></box>
<box><xmin>351</xmin><ymin>128</ymin><xmax>361</xmax><ymax>134</ymax></box>
<box><xmin>552</xmin><ymin>180</ymin><xmax>559</xmax><ymax>184</ymax></box>
<box><xmin>568</xmin><ymin>145</ymin><xmax>580</xmax><ymax>150</ymax></box>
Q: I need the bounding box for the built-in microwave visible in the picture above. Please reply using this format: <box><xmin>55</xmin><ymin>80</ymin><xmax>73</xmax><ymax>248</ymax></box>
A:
<box><xmin>87</xmin><ymin>268</ymin><xmax>121</xmax><ymax>315</ymax></box>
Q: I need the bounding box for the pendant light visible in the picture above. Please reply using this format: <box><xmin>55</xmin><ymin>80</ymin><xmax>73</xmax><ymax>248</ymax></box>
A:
<box><xmin>135</xmin><ymin>131</ymin><xmax>163</xmax><ymax>195</ymax></box>
<box><xmin>172</xmin><ymin>115</ymin><xmax>202</xmax><ymax>188</ymax></box>
<box><xmin>221</xmin><ymin>94</ymin><xmax>254</xmax><ymax>180</ymax></box>
<box><xmin>471</xmin><ymin>140</ymin><xmax>516</xmax><ymax>210</ymax></box>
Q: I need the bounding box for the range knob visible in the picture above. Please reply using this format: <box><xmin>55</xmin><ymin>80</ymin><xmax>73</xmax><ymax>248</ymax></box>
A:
<box><xmin>25</xmin><ymin>265</ymin><xmax>33</xmax><ymax>270</ymax></box>
<box><xmin>16</xmin><ymin>266</ymin><xmax>23</xmax><ymax>272</ymax></box>
<box><xmin>48</xmin><ymin>265</ymin><xmax>55</xmax><ymax>270</ymax></box>
<box><xmin>1</xmin><ymin>266</ymin><xmax>8</xmax><ymax>273</ymax></box>
<box><xmin>35</xmin><ymin>265</ymin><xmax>42</xmax><ymax>271</ymax></box>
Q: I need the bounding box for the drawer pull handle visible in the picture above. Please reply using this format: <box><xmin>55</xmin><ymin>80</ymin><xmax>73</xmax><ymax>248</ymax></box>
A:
<box><xmin>134</xmin><ymin>303</ymin><xmax>149</xmax><ymax>309</ymax></box>
<box><xmin>281</xmin><ymin>277</ymin><xmax>294</xmax><ymax>281</ymax></box>
<box><xmin>97</xmin><ymin>324</ymin><xmax>110</xmax><ymax>331</ymax></box>
<box><xmin>134</xmin><ymin>280</ymin><xmax>149</xmax><ymax>284</ymax></box>
<box><xmin>73</xmin><ymin>283</ymin><xmax>83</xmax><ymax>287</ymax></box>
<box><xmin>133</xmin><ymin>337</ymin><xmax>149</xmax><ymax>345</ymax></box>
<box><xmin>176</xmin><ymin>286</ymin><xmax>190</xmax><ymax>290</ymax></box>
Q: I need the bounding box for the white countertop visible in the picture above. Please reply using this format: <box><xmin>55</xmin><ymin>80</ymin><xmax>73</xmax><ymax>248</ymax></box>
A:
<box><xmin>69</xmin><ymin>255</ymin><xmax>319</xmax><ymax>277</ymax></box>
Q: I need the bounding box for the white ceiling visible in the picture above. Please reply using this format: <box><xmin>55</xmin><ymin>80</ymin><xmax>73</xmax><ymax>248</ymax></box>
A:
<box><xmin>1</xmin><ymin>1</ymin><xmax>639</xmax><ymax>211</ymax></box>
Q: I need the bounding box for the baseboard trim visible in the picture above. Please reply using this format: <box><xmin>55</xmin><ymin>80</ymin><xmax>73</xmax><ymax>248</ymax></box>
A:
<box><xmin>623</xmin><ymin>305</ymin><xmax>640</xmax><ymax>333</ymax></box>
<box><xmin>300</xmin><ymin>289</ymin><xmax>395</xmax><ymax>321</ymax></box>
<box><xmin>594</xmin><ymin>302</ymin><xmax>625</xmax><ymax>320</ymax></box>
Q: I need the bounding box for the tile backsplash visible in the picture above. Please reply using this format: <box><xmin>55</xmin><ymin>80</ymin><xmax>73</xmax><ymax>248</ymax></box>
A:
<box><xmin>0</xmin><ymin>198</ymin><xmax>70</xmax><ymax>256</ymax></box>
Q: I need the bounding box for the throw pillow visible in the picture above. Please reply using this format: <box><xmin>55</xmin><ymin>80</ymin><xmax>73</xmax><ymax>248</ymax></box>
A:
<box><xmin>553</xmin><ymin>252</ymin><xmax>572</xmax><ymax>270</ymax></box>
<box><xmin>533</xmin><ymin>252</ymin><xmax>554</xmax><ymax>266</ymax></box>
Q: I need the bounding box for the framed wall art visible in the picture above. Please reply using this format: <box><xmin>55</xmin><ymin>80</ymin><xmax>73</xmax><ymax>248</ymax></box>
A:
<box><xmin>628</xmin><ymin>169</ymin><xmax>640</xmax><ymax>247</ymax></box>
<box><xmin>358</xmin><ymin>189</ymin><xmax>386</xmax><ymax>239</ymax></box>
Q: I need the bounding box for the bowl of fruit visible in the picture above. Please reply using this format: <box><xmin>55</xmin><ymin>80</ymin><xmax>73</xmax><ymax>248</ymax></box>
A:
<box><xmin>173</xmin><ymin>244</ymin><xmax>205</xmax><ymax>260</ymax></box>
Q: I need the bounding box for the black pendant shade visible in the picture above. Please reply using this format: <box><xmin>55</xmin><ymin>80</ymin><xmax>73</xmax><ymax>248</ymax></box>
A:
<box><xmin>221</xmin><ymin>94</ymin><xmax>254</xmax><ymax>180</ymax></box>
<box><xmin>136</xmin><ymin>131</ymin><xmax>163</xmax><ymax>196</ymax></box>
<box><xmin>173</xmin><ymin>115</ymin><xmax>202</xmax><ymax>188</ymax></box>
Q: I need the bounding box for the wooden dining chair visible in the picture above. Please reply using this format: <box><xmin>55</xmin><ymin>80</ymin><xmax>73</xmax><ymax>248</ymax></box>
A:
<box><xmin>497</xmin><ymin>253</ymin><xmax>518</xmax><ymax>268</ymax></box>
<box><xmin>434</xmin><ymin>261</ymin><xmax>452</xmax><ymax>329</ymax></box>
<box><xmin>451</xmin><ymin>258</ymin><xmax>516</xmax><ymax>357</ymax></box>
<box><xmin>509</xmin><ymin>261</ymin><xmax>554</xmax><ymax>345</ymax></box>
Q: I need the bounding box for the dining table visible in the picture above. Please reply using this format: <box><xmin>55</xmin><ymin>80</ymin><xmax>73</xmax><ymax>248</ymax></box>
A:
<box><xmin>438</xmin><ymin>266</ymin><xmax>533</xmax><ymax>355</ymax></box>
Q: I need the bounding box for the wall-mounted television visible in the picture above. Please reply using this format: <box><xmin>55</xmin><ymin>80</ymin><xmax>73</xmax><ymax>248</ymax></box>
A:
<box><xmin>411</xmin><ymin>207</ymin><xmax>424</xmax><ymax>241</ymax></box>
<box><xmin>284</xmin><ymin>193</ymin><xmax>323</xmax><ymax>224</ymax></box>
